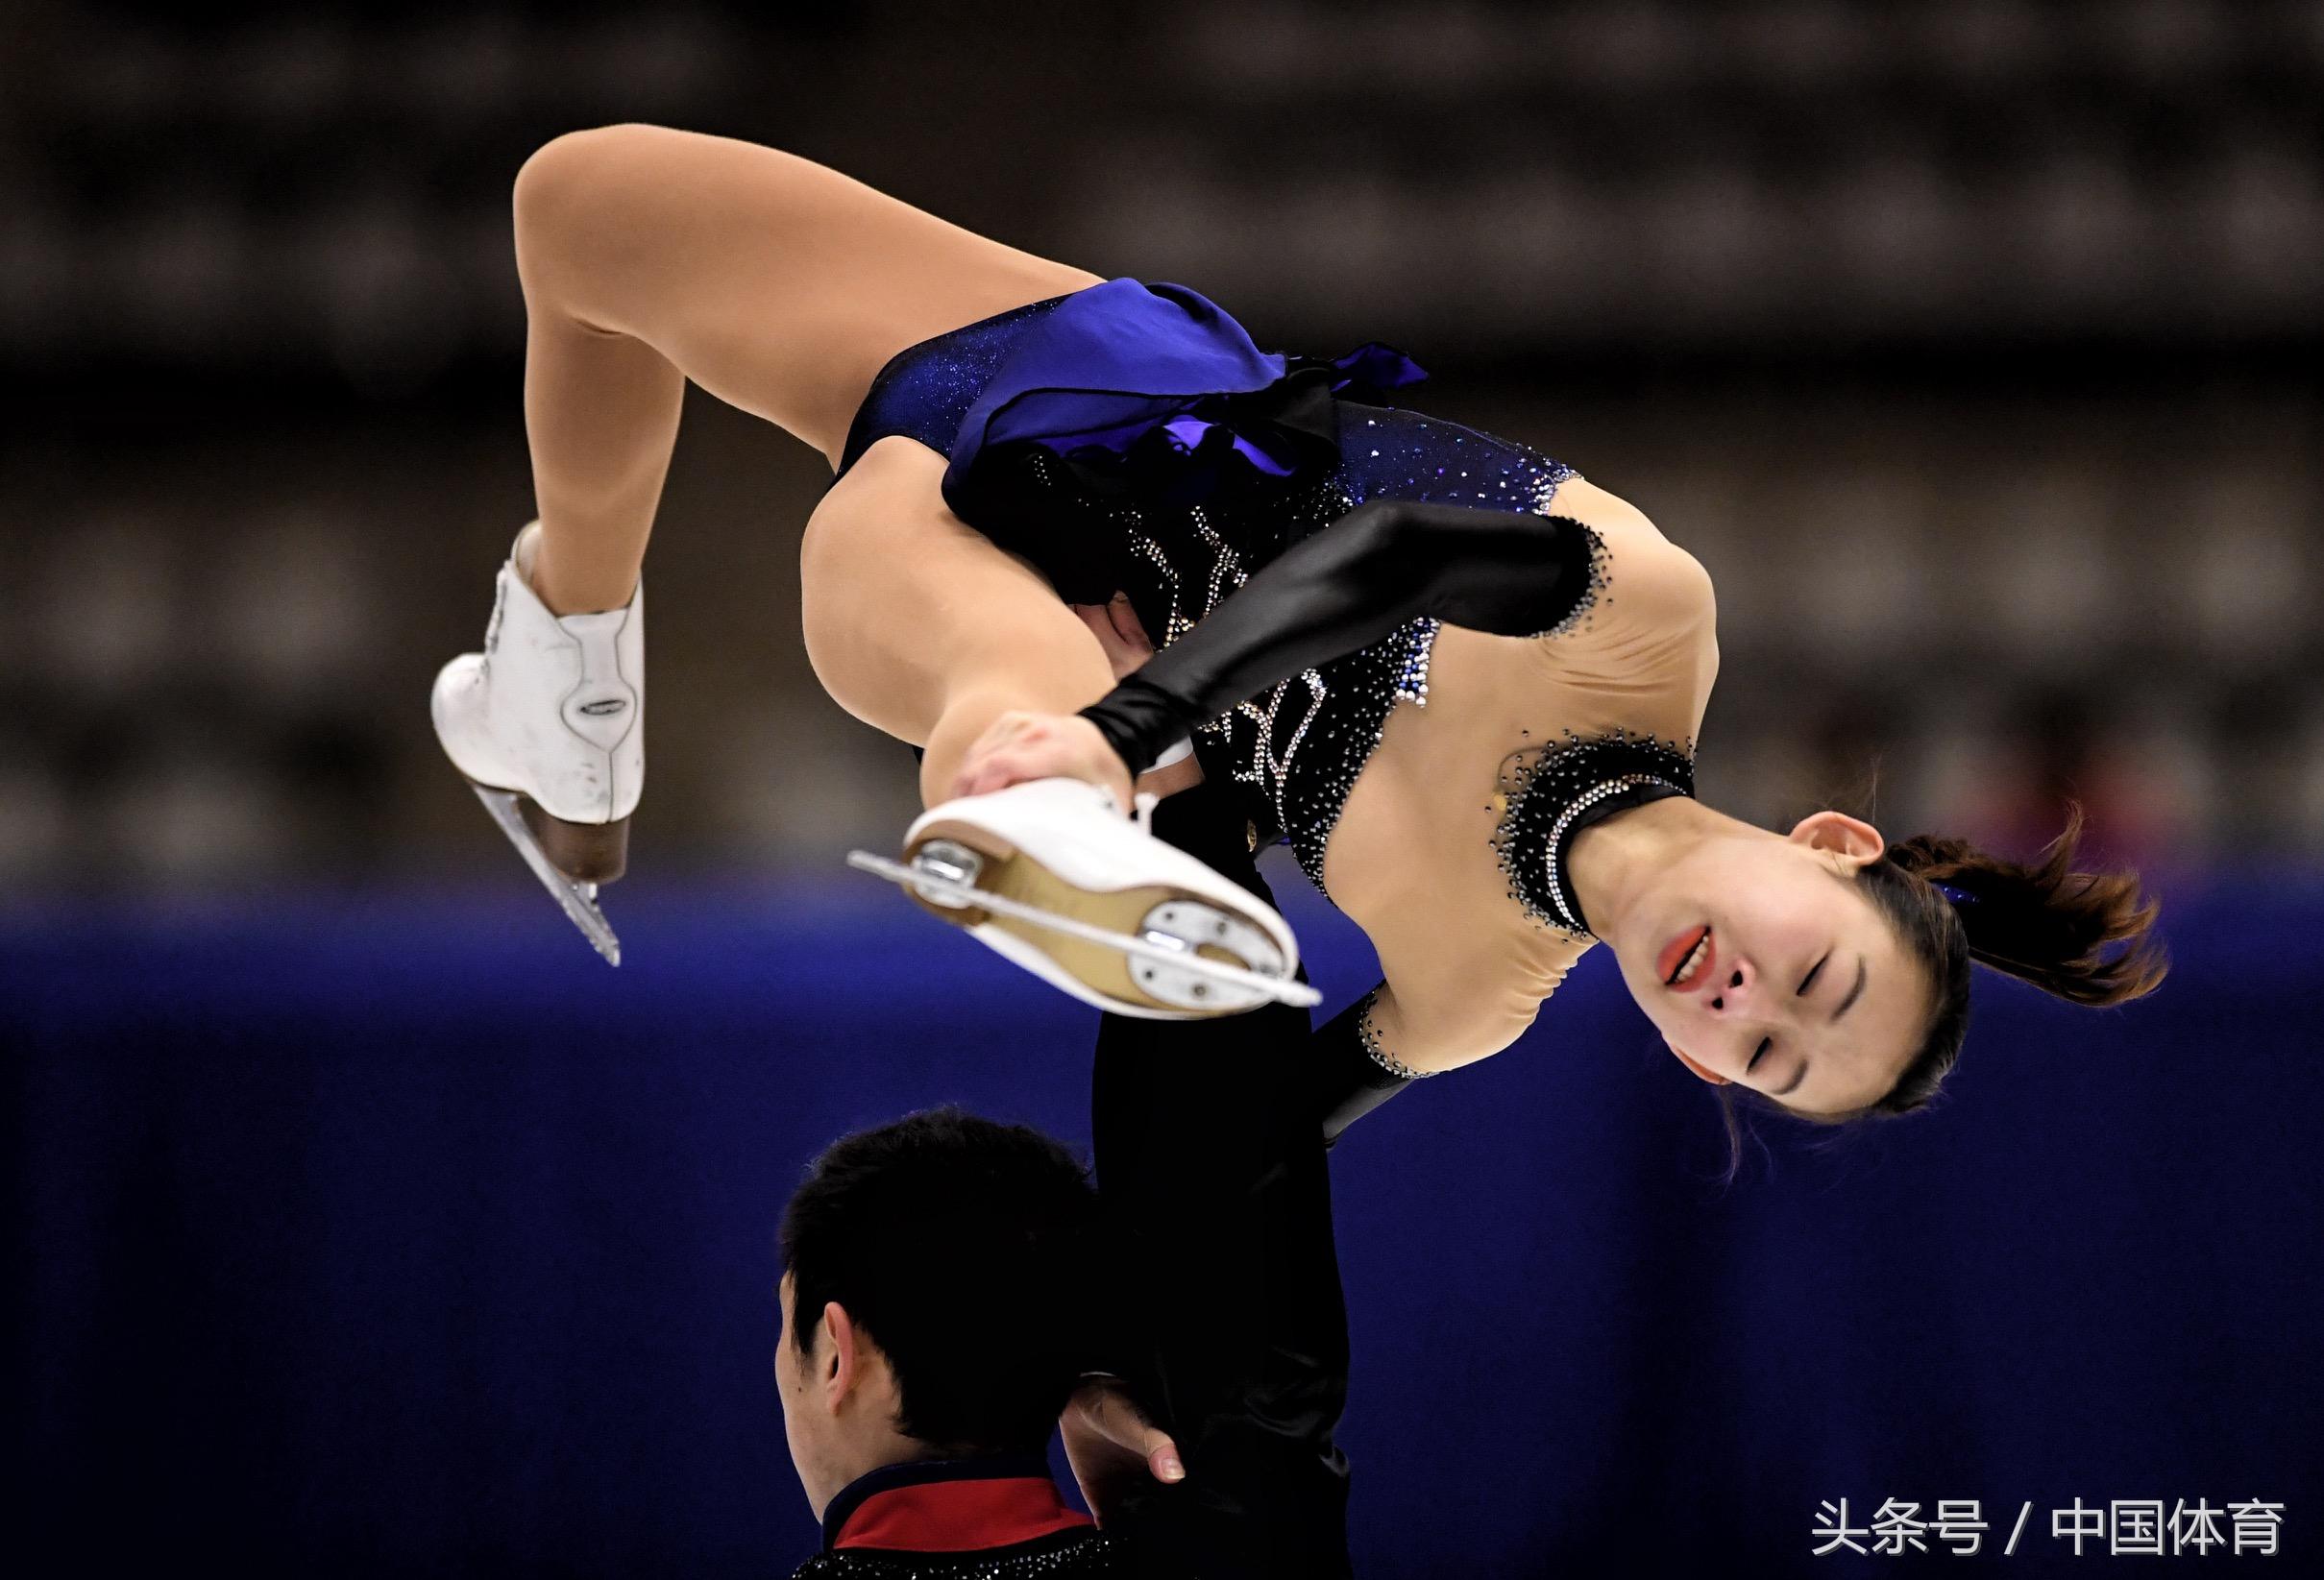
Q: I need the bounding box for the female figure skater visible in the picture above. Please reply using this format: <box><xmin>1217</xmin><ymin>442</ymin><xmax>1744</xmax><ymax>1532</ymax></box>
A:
<box><xmin>428</xmin><ymin>125</ymin><xmax>2167</xmax><ymax>1574</ymax></box>
<box><xmin>433</xmin><ymin>123</ymin><xmax>2165</xmax><ymax>1130</ymax></box>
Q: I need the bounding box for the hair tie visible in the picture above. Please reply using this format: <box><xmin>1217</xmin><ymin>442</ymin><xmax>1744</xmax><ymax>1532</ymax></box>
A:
<box><xmin>1930</xmin><ymin>880</ymin><xmax>1977</xmax><ymax>908</ymax></box>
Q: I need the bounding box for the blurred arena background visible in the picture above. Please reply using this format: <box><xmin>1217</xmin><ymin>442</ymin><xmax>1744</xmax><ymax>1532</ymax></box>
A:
<box><xmin>4</xmin><ymin>0</ymin><xmax>2319</xmax><ymax>887</ymax></box>
<box><xmin>6</xmin><ymin>3</ymin><xmax>2320</xmax><ymax>1577</ymax></box>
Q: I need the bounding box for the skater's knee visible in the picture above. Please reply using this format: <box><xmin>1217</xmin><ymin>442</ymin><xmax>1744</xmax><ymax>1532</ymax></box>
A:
<box><xmin>516</xmin><ymin>125</ymin><xmax>653</xmax><ymax>227</ymax></box>
<box><xmin>511</xmin><ymin>124</ymin><xmax>686</xmax><ymax>312</ymax></box>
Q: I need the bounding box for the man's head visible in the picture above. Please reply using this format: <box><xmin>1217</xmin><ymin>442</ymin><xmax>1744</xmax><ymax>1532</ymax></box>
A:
<box><xmin>774</xmin><ymin>1107</ymin><xmax>1100</xmax><ymax>1516</ymax></box>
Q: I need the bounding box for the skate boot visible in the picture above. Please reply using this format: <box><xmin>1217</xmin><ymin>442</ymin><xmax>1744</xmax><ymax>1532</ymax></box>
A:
<box><xmin>847</xmin><ymin>776</ymin><xmax>1318</xmax><ymax>1018</ymax></box>
<box><xmin>431</xmin><ymin>520</ymin><xmax>641</xmax><ymax>963</ymax></box>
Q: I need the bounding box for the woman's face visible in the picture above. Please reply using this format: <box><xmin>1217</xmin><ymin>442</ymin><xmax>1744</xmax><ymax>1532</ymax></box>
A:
<box><xmin>1601</xmin><ymin>812</ymin><xmax>1931</xmax><ymax>1117</ymax></box>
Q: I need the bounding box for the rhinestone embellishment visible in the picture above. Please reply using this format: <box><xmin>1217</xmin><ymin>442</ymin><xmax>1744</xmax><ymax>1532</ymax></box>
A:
<box><xmin>797</xmin><ymin>1530</ymin><xmax>1122</xmax><ymax>1576</ymax></box>
<box><xmin>1357</xmin><ymin>986</ymin><xmax>1435</xmax><ymax>1081</ymax></box>
<box><xmin>1525</xmin><ymin>516</ymin><xmax>1614</xmax><ymax>642</ymax></box>
<box><xmin>1487</xmin><ymin>726</ymin><xmax>1700</xmax><ymax>939</ymax></box>
<box><xmin>1540</xmin><ymin>772</ymin><xmax>1676</xmax><ymax>933</ymax></box>
<box><xmin>998</xmin><ymin>389</ymin><xmax>1657</xmax><ymax>923</ymax></box>
<box><xmin>1393</xmin><ymin>617</ymin><xmax>1438</xmax><ymax>705</ymax></box>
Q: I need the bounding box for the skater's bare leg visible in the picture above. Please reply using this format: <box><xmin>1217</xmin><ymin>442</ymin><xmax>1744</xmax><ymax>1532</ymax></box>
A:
<box><xmin>507</xmin><ymin>122</ymin><xmax>1101</xmax><ymax>617</ymax></box>
<box><xmin>514</xmin><ymin>284</ymin><xmax>685</xmax><ymax>616</ymax></box>
<box><xmin>802</xmin><ymin>437</ymin><xmax>1128</xmax><ymax>811</ymax></box>
<box><xmin>504</xmin><ymin>124</ymin><xmax>1194</xmax><ymax>816</ymax></box>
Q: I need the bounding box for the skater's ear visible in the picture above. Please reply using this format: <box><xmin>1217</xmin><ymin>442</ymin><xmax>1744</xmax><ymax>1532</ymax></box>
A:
<box><xmin>819</xmin><ymin>1300</ymin><xmax>859</xmax><ymax>1394</ymax></box>
<box><xmin>818</xmin><ymin>1300</ymin><xmax>899</xmax><ymax>1418</ymax></box>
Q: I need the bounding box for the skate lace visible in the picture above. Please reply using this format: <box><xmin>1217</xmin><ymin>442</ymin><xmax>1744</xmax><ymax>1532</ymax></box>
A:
<box><xmin>1131</xmin><ymin>790</ymin><xmax>1160</xmax><ymax>837</ymax></box>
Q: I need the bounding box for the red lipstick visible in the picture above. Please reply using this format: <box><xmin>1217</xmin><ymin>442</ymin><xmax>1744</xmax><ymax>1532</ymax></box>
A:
<box><xmin>1660</xmin><ymin>926</ymin><xmax>1715</xmax><ymax>993</ymax></box>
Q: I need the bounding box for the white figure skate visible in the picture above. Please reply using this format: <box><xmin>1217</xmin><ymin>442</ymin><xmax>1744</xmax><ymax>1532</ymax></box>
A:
<box><xmin>431</xmin><ymin>521</ymin><xmax>641</xmax><ymax>964</ymax></box>
<box><xmin>847</xmin><ymin>776</ymin><xmax>1319</xmax><ymax>1018</ymax></box>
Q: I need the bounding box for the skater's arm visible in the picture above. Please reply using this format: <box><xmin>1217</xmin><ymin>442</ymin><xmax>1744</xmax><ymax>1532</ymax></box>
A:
<box><xmin>1312</xmin><ymin>983</ymin><xmax>1514</xmax><ymax>1148</ymax></box>
<box><xmin>1310</xmin><ymin>989</ymin><xmax>1416</xmax><ymax>1148</ymax></box>
<box><xmin>1312</xmin><ymin>942</ymin><xmax>1586</xmax><ymax>1143</ymax></box>
<box><xmin>1079</xmin><ymin>499</ymin><xmax>1617</xmax><ymax>777</ymax></box>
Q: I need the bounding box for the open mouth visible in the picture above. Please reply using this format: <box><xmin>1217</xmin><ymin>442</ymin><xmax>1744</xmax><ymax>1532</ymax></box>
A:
<box><xmin>1661</xmin><ymin>926</ymin><xmax>1714</xmax><ymax>991</ymax></box>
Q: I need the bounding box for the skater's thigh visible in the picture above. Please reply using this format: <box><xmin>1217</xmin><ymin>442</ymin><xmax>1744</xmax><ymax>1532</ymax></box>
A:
<box><xmin>514</xmin><ymin>124</ymin><xmax>1104</xmax><ymax>463</ymax></box>
<box><xmin>799</xmin><ymin>436</ymin><xmax>1113</xmax><ymax>745</ymax></box>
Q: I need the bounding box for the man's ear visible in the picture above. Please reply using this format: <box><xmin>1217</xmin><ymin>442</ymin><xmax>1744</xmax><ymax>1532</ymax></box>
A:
<box><xmin>1788</xmin><ymin>809</ymin><xmax>1885</xmax><ymax>866</ymax></box>
<box><xmin>820</xmin><ymin>1301</ymin><xmax>861</xmax><ymax>1407</ymax></box>
<box><xmin>1668</xmin><ymin>1042</ymin><xmax>1730</xmax><ymax>1085</ymax></box>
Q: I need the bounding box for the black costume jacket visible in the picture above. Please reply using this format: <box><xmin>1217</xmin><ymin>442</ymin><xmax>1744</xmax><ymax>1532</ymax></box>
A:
<box><xmin>791</xmin><ymin>1455</ymin><xmax>1126</xmax><ymax>1578</ymax></box>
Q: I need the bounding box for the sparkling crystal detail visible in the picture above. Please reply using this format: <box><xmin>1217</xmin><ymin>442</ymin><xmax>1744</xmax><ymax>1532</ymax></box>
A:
<box><xmin>797</xmin><ymin>1527</ymin><xmax>1126</xmax><ymax>1576</ymax></box>
<box><xmin>848</xmin><ymin>314</ymin><xmax>1691</xmax><ymax>936</ymax></box>
<box><xmin>1486</xmin><ymin>726</ymin><xmax>1700</xmax><ymax>939</ymax></box>
<box><xmin>1357</xmin><ymin>985</ymin><xmax>1436</xmax><ymax>1081</ymax></box>
<box><xmin>1526</xmin><ymin>516</ymin><xmax>1614</xmax><ymax>642</ymax></box>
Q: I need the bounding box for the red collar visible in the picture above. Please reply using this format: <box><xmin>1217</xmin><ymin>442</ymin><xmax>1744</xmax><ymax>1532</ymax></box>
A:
<box><xmin>822</xmin><ymin>1455</ymin><xmax>1094</xmax><ymax>1554</ymax></box>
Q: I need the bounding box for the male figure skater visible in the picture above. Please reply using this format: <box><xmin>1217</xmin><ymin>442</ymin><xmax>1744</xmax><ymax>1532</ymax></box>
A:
<box><xmin>776</xmin><ymin>787</ymin><xmax>1361</xmax><ymax>1579</ymax></box>
<box><xmin>777</xmin><ymin>1106</ymin><xmax>1167</xmax><ymax>1576</ymax></box>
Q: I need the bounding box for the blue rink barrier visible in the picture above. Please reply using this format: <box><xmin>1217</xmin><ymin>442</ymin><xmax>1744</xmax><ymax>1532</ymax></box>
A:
<box><xmin>6</xmin><ymin>865</ymin><xmax>2319</xmax><ymax>1577</ymax></box>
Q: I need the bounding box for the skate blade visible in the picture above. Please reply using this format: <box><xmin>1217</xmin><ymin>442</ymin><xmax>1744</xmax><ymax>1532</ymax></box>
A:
<box><xmin>845</xmin><ymin>849</ymin><xmax>1319</xmax><ymax>1010</ymax></box>
<box><xmin>471</xmin><ymin>783</ymin><xmax>623</xmax><ymax>965</ymax></box>
<box><xmin>886</xmin><ymin>818</ymin><xmax>1314</xmax><ymax>1013</ymax></box>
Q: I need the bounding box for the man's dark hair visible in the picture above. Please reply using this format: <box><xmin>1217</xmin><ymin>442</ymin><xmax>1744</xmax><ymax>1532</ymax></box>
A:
<box><xmin>778</xmin><ymin>1106</ymin><xmax>1100</xmax><ymax>1457</ymax></box>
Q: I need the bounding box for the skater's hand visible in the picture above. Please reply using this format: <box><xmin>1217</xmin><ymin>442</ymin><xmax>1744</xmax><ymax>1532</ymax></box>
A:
<box><xmin>1061</xmin><ymin>1373</ymin><xmax>1183</xmax><ymax>1524</ymax></box>
<box><xmin>951</xmin><ymin>710</ymin><xmax>1136</xmax><ymax>811</ymax></box>
<box><xmin>1066</xmin><ymin>592</ymin><xmax>1158</xmax><ymax>683</ymax></box>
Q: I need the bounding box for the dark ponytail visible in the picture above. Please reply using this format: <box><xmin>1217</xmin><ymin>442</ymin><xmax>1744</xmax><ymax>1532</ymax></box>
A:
<box><xmin>1713</xmin><ymin>799</ymin><xmax>2170</xmax><ymax>1175</ymax></box>
<box><xmin>1883</xmin><ymin>802</ymin><xmax>2171</xmax><ymax>1009</ymax></box>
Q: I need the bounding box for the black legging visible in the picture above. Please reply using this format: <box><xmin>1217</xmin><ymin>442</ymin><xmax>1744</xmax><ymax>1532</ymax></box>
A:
<box><xmin>1089</xmin><ymin>774</ymin><xmax>1357</xmax><ymax>1580</ymax></box>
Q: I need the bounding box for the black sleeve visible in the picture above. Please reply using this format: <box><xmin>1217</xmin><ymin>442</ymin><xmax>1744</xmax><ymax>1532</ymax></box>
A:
<box><xmin>1084</xmin><ymin>777</ymin><xmax>1449</xmax><ymax>1580</ymax></box>
<box><xmin>1309</xmin><ymin>986</ymin><xmax>1425</xmax><ymax>1150</ymax></box>
<box><xmin>1087</xmin><ymin>777</ymin><xmax>1354</xmax><ymax>1578</ymax></box>
<box><xmin>1080</xmin><ymin>499</ymin><xmax>1602</xmax><ymax>776</ymax></box>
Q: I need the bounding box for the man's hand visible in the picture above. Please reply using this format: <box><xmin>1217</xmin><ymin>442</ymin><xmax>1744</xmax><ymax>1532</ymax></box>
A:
<box><xmin>1060</xmin><ymin>1373</ymin><xmax>1184</xmax><ymax>1525</ymax></box>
